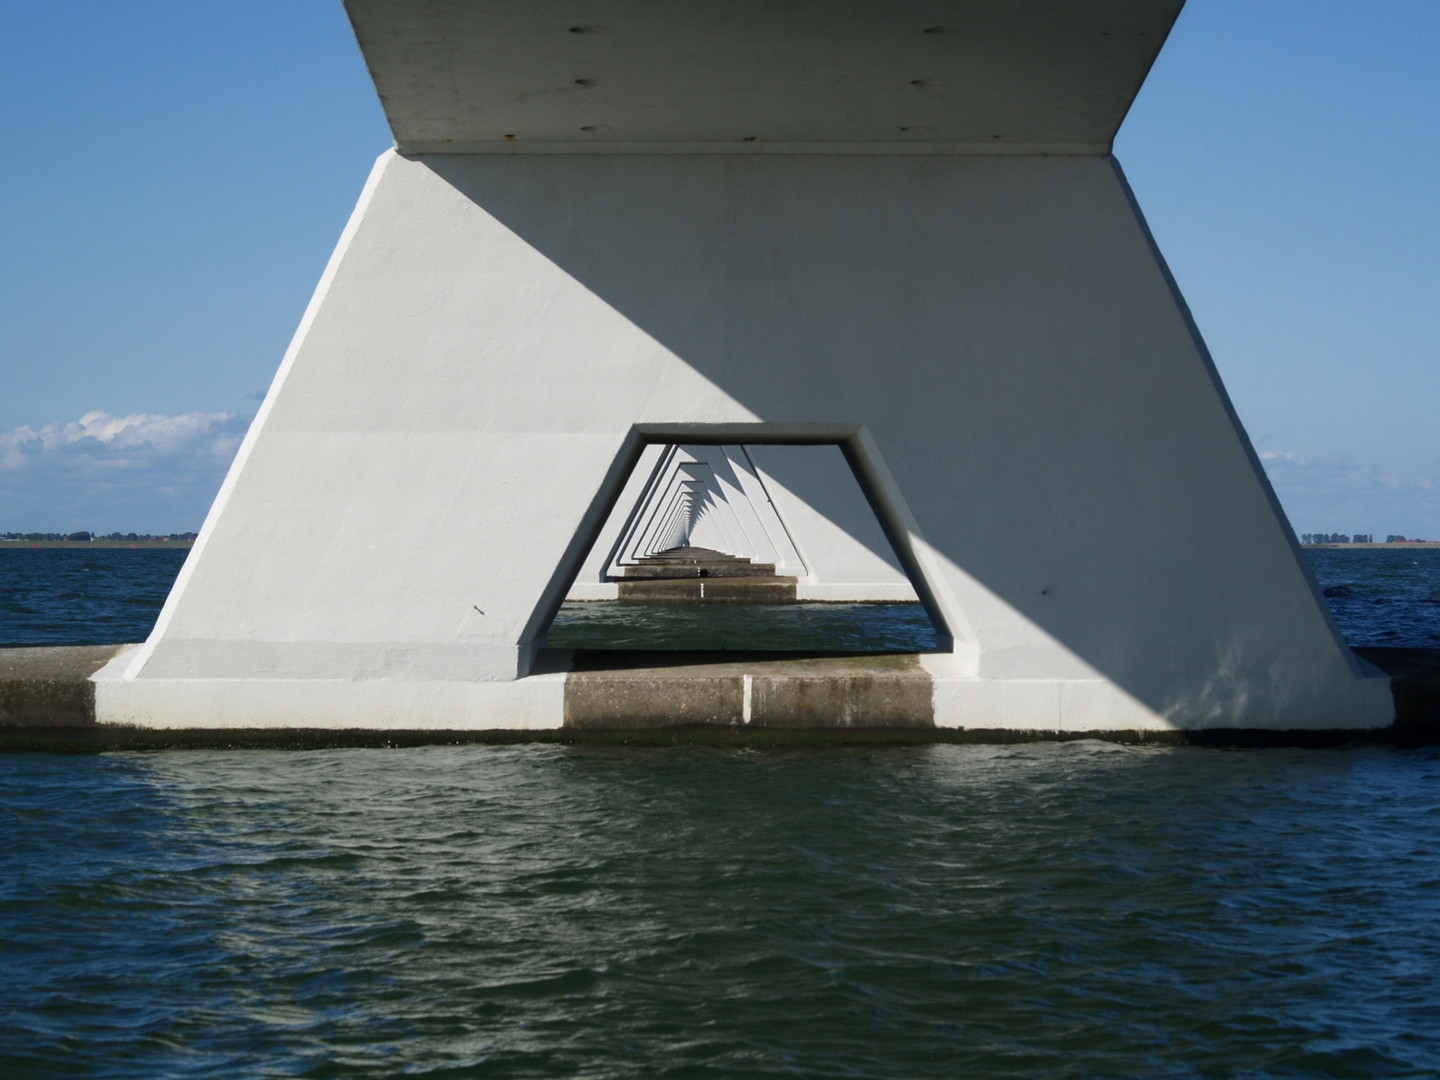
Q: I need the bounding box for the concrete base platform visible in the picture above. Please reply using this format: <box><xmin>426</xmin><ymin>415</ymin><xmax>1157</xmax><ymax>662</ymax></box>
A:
<box><xmin>0</xmin><ymin>646</ymin><xmax>127</xmax><ymax>727</ymax></box>
<box><xmin>0</xmin><ymin>644</ymin><xmax>1436</xmax><ymax>747</ymax></box>
<box><xmin>619</xmin><ymin>548</ymin><xmax>781</xmax><ymax>579</ymax></box>
<box><xmin>565</xmin><ymin>651</ymin><xmax>930</xmax><ymax>729</ymax></box>
<box><xmin>567</xmin><ymin>584</ymin><xmax>923</xmax><ymax>603</ymax></box>
<box><xmin>617</xmin><ymin>577</ymin><xmax>799</xmax><ymax>602</ymax></box>
<box><xmin>615</xmin><ymin>546</ymin><xmax>800</xmax><ymax>602</ymax></box>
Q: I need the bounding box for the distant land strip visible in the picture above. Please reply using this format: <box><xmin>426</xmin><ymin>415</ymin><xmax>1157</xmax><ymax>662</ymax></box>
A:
<box><xmin>1301</xmin><ymin>541</ymin><xmax>1440</xmax><ymax>549</ymax></box>
<box><xmin>4</xmin><ymin>539</ymin><xmax>1435</xmax><ymax>552</ymax></box>
<box><xmin>1</xmin><ymin>532</ymin><xmax>196</xmax><ymax>550</ymax></box>
<box><xmin>0</xmin><ymin>540</ymin><xmax>194</xmax><ymax>550</ymax></box>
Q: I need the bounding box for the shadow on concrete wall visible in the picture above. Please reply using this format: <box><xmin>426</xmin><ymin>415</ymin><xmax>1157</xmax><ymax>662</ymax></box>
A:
<box><xmin>421</xmin><ymin>153</ymin><xmax>1358</xmax><ymax>722</ymax></box>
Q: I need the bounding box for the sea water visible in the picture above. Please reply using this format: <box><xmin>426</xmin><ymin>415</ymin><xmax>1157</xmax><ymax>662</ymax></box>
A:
<box><xmin>3</xmin><ymin>547</ymin><xmax>1440</xmax><ymax>1077</ymax></box>
<box><xmin>5</xmin><ymin>546</ymin><xmax>1438</xmax><ymax>653</ymax></box>
<box><xmin>1306</xmin><ymin>547</ymin><xmax>1440</xmax><ymax>649</ymax></box>
<box><xmin>0</xmin><ymin>547</ymin><xmax>188</xmax><ymax>649</ymax></box>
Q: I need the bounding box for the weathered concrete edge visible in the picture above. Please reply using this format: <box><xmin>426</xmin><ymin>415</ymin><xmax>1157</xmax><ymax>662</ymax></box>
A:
<box><xmin>0</xmin><ymin>723</ymin><xmax>1422</xmax><ymax>753</ymax></box>
<box><xmin>0</xmin><ymin>645</ymin><xmax>127</xmax><ymax>728</ymax></box>
<box><xmin>3</xmin><ymin>645</ymin><xmax>1439</xmax><ymax>748</ymax></box>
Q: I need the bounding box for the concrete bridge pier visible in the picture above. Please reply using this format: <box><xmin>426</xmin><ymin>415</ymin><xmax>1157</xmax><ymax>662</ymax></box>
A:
<box><xmin>91</xmin><ymin>1</ymin><xmax>1393</xmax><ymax>733</ymax></box>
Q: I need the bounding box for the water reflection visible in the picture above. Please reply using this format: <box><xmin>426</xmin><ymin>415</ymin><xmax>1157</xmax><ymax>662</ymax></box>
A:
<box><xmin>544</xmin><ymin>601</ymin><xmax>939</xmax><ymax>653</ymax></box>
<box><xmin>4</xmin><ymin>745</ymin><xmax>1440</xmax><ymax>1076</ymax></box>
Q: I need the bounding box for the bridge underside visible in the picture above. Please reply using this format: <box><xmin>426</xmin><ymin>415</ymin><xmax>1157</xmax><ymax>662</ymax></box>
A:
<box><xmin>346</xmin><ymin>0</ymin><xmax>1183</xmax><ymax>156</ymax></box>
<box><xmin>87</xmin><ymin>1</ymin><xmax>1393</xmax><ymax>731</ymax></box>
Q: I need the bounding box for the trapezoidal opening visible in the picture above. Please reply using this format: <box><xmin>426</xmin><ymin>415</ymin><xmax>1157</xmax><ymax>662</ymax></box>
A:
<box><xmin>538</xmin><ymin>441</ymin><xmax>946</xmax><ymax>660</ymax></box>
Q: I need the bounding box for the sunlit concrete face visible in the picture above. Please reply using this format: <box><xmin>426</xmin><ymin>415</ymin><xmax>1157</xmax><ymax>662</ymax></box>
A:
<box><xmin>93</xmin><ymin>1</ymin><xmax>1394</xmax><ymax>732</ymax></box>
<box><xmin>347</xmin><ymin>0</ymin><xmax>1183</xmax><ymax>153</ymax></box>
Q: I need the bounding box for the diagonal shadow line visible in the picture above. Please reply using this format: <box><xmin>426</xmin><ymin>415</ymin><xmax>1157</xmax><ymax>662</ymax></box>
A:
<box><xmin>420</xmin><ymin>153</ymin><xmax>1360</xmax><ymax>717</ymax></box>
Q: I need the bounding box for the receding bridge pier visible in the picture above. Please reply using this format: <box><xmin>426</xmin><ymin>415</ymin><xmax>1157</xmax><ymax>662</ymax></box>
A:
<box><xmin>616</xmin><ymin>548</ymin><xmax>798</xmax><ymax>603</ymax></box>
<box><xmin>76</xmin><ymin>1</ymin><xmax>1398</xmax><ymax>734</ymax></box>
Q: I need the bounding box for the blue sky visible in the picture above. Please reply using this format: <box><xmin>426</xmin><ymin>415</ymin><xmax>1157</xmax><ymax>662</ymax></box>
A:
<box><xmin>1</xmin><ymin>1</ymin><xmax>1436</xmax><ymax>536</ymax></box>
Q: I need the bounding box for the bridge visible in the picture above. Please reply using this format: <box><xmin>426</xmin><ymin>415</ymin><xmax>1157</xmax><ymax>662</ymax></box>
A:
<box><xmin>91</xmin><ymin>0</ymin><xmax>1393</xmax><ymax>733</ymax></box>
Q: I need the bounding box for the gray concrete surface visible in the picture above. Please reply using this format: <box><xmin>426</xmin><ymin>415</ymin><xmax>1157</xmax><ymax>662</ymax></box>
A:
<box><xmin>616</xmin><ymin>546</ymin><xmax>799</xmax><ymax>602</ymax></box>
<box><xmin>0</xmin><ymin>645</ymin><xmax>127</xmax><ymax>727</ymax></box>
<box><xmin>617</xmin><ymin>577</ymin><xmax>799</xmax><ymax>602</ymax></box>
<box><xmin>564</xmin><ymin>652</ymin><xmax>932</xmax><ymax>729</ymax></box>
<box><xmin>6</xmin><ymin>644</ymin><xmax>1440</xmax><ymax>745</ymax></box>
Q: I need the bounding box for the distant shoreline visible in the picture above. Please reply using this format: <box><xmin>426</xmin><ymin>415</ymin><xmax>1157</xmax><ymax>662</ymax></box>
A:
<box><xmin>0</xmin><ymin>540</ymin><xmax>193</xmax><ymax>550</ymax></box>
<box><xmin>1302</xmin><ymin>542</ymin><xmax>1440</xmax><ymax>550</ymax></box>
<box><xmin>2</xmin><ymin>539</ymin><xmax>1432</xmax><ymax>553</ymax></box>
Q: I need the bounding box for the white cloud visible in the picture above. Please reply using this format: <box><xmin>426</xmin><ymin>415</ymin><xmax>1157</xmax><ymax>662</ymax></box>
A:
<box><xmin>0</xmin><ymin>410</ymin><xmax>246</xmax><ymax>471</ymax></box>
<box><xmin>5</xmin><ymin>410</ymin><xmax>1437</xmax><ymax>539</ymax></box>
<box><xmin>0</xmin><ymin>411</ymin><xmax>252</xmax><ymax>531</ymax></box>
<box><xmin>1258</xmin><ymin>449</ymin><xmax>1440</xmax><ymax>540</ymax></box>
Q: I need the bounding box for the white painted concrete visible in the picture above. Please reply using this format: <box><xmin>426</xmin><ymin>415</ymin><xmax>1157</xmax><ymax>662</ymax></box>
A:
<box><xmin>746</xmin><ymin>445</ymin><xmax>918</xmax><ymax>601</ymax></box>
<box><xmin>95</xmin><ymin>149</ymin><xmax>1393</xmax><ymax>731</ymax></box>
<box><xmin>566</xmin><ymin>583</ymin><xmax>621</xmax><ymax>602</ymax></box>
<box><xmin>347</xmin><ymin>0</ymin><xmax>1183</xmax><ymax>155</ymax></box>
<box><xmin>94</xmin><ymin>643</ymin><xmax>570</xmax><ymax>730</ymax></box>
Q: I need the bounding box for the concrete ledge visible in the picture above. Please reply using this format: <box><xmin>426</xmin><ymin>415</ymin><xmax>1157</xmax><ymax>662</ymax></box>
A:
<box><xmin>94</xmin><ymin>672</ymin><xmax>567</xmax><ymax>731</ymax></box>
<box><xmin>621</xmin><ymin>564</ymin><xmax>779</xmax><ymax>581</ymax></box>
<box><xmin>566</xmin><ymin>583</ymin><xmax>621</xmax><ymax>601</ymax></box>
<box><xmin>0</xmin><ymin>646</ymin><xmax>126</xmax><ymax>727</ymax></box>
<box><xmin>617</xmin><ymin>577</ymin><xmax>798</xmax><ymax>602</ymax></box>
<box><xmin>794</xmin><ymin>584</ymin><xmax>921</xmax><ymax>603</ymax></box>
<box><xmin>0</xmin><ymin>724</ymin><xmax>1410</xmax><ymax>753</ymax></box>
<box><xmin>564</xmin><ymin>652</ymin><xmax>932</xmax><ymax>729</ymax></box>
<box><xmin>565</xmin><ymin>585</ymin><xmax>922</xmax><ymax>602</ymax></box>
<box><xmin>1354</xmin><ymin>647</ymin><xmax>1440</xmax><ymax>743</ymax></box>
<box><xmin>564</xmin><ymin>671</ymin><xmax>742</xmax><ymax>729</ymax></box>
<box><xmin>752</xmin><ymin>657</ymin><xmax>931</xmax><ymax>729</ymax></box>
<box><xmin>2</xmin><ymin>644</ymin><xmax>1435</xmax><ymax>744</ymax></box>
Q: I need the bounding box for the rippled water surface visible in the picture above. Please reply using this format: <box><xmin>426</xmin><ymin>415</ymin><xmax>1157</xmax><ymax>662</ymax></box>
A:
<box><xmin>5</xmin><ymin>743</ymin><xmax>1440</xmax><ymax>1078</ymax></box>
<box><xmin>0</xmin><ymin>548</ymin><xmax>189</xmax><ymax>648</ymax></box>
<box><xmin>1307</xmin><ymin>548</ymin><xmax>1440</xmax><ymax>648</ymax></box>
<box><xmin>545</xmin><ymin>600</ymin><xmax>940</xmax><ymax>652</ymax></box>
<box><xmin>4</xmin><ymin>545</ymin><xmax>1438</xmax><ymax>652</ymax></box>
<box><xmin>5</xmin><ymin>549</ymin><xmax>1440</xmax><ymax>1075</ymax></box>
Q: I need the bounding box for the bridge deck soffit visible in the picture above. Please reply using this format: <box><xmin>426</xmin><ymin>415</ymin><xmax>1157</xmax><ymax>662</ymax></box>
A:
<box><xmin>344</xmin><ymin>0</ymin><xmax>1184</xmax><ymax>155</ymax></box>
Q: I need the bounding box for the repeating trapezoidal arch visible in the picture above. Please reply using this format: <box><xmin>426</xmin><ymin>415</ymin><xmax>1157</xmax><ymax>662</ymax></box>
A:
<box><xmin>601</xmin><ymin>444</ymin><xmax>805</xmax><ymax>579</ymax></box>
<box><xmin>516</xmin><ymin>423</ymin><xmax>968</xmax><ymax>672</ymax></box>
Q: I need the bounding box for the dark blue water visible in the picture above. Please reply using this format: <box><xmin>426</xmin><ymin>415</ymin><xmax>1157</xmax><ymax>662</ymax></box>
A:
<box><xmin>1306</xmin><ymin>548</ymin><xmax>1440</xmax><ymax>649</ymax></box>
<box><xmin>11</xmin><ymin>547</ymin><xmax>1436</xmax><ymax>652</ymax></box>
<box><xmin>4</xmin><ymin>743</ymin><xmax>1440</xmax><ymax>1078</ymax></box>
<box><xmin>5</xmin><ymin>547</ymin><xmax>1440</xmax><ymax>1077</ymax></box>
<box><xmin>0</xmin><ymin>548</ymin><xmax>189</xmax><ymax>648</ymax></box>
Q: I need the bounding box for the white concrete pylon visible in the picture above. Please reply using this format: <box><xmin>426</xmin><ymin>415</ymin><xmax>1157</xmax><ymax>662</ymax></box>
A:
<box><xmin>93</xmin><ymin>1</ymin><xmax>1395</xmax><ymax>732</ymax></box>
